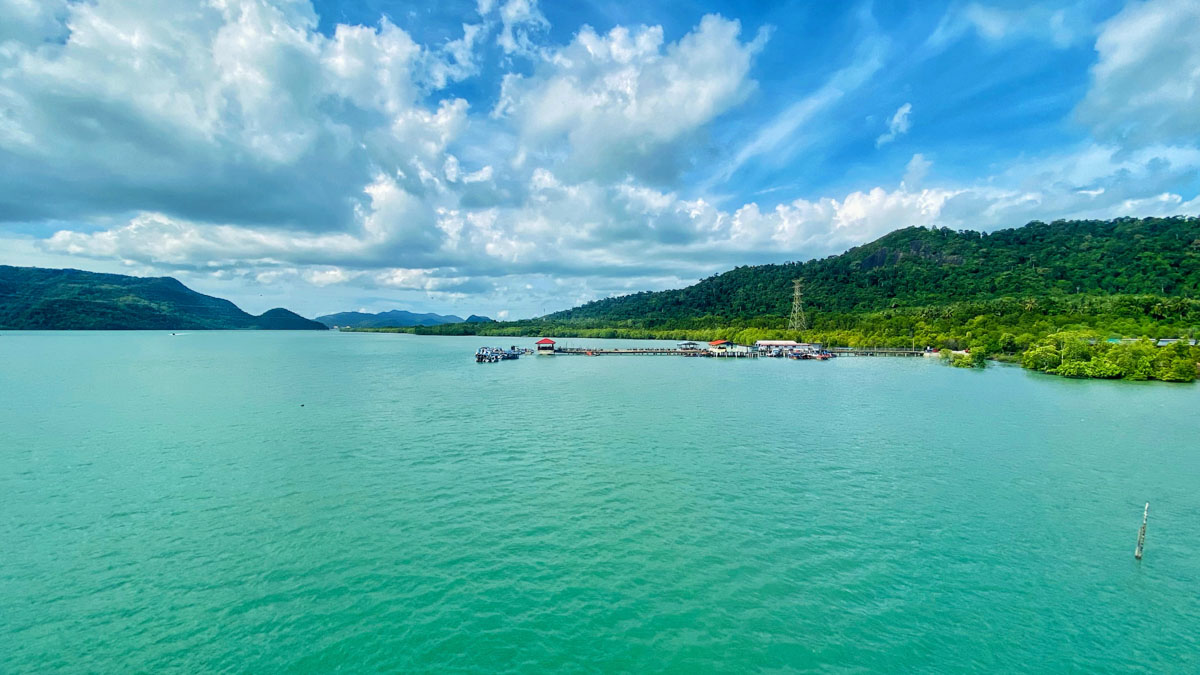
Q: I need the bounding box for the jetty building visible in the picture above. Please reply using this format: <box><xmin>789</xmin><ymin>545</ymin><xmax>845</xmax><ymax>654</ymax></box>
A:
<box><xmin>708</xmin><ymin>339</ymin><xmax>733</xmax><ymax>352</ymax></box>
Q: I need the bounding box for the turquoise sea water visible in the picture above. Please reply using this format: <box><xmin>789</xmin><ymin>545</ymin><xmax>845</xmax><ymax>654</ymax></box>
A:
<box><xmin>1</xmin><ymin>331</ymin><xmax>1198</xmax><ymax>673</ymax></box>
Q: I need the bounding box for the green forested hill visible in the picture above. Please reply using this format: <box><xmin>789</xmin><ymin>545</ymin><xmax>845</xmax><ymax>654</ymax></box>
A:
<box><xmin>550</xmin><ymin>217</ymin><xmax>1200</xmax><ymax>321</ymax></box>
<box><xmin>0</xmin><ymin>266</ymin><xmax>327</xmax><ymax>330</ymax></box>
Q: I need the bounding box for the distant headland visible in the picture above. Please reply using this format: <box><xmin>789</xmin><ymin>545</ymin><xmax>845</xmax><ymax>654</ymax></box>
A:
<box><xmin>0</xmin><ymin>265</ymin><xmax>326</xmax><ymax>330</ymax></box>
<box><xmin>315</xmin><ymin>310</ymin><xmax>493</xmax><ymax>329</ymax></box>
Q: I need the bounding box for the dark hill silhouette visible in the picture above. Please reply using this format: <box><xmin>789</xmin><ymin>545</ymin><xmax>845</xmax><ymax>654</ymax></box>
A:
<box><xmin>0</xmin><ymin>266</ymin><xmax>326</xmax><ymax>330</ymax></box>
<box><xmin>316</xmin><ymin>309</ymin><xmax>492</xmax><ymax>328</ymax></box>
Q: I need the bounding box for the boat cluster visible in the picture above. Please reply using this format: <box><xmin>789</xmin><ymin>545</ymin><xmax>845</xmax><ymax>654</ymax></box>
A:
<box><xmin>475</xmin><ymin>346</ymin><xmax>530</xmax><ymax>363</ymax></box>
<box><xmin>759</xmin><ymin>347</ymin><xmax>835</xmax><ymax>360</ymax></box>
<box><xmin>787</xmin><ymin>350</ymin><xmax>834</xmax><ymax>360</ymax></box>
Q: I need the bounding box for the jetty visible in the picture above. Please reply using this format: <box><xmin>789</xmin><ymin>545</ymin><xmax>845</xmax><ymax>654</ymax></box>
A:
<box><xmin>475</xmin><ymin>339</ymin><xmax>932</xmax><ymax>361</ymax></box>
<box><xmin>554</xmin><ymin>347</ymin><xmax>759</xmax><ymax>357</ymax></box>
<box><xmin>831</xmin><ymin>347</ymin><xmax>928</xmax><ymax>357</ymax></box>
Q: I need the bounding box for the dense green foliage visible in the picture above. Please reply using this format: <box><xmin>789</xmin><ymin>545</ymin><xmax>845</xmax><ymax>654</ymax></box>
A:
<box><xmin>1021</xmin><ymin>334</ymin><xmax>1197</xmax><ymax>381</ymax></box>
<box><xmin>0</xmin><ymin>266</ymin><xmax>326</xmax><ymax>330</ymax></box>
<box><xmin>549</xmin><ymin>216</ymin><xmax>1200</xmax><ymax>320</ymax></box>
<box><xmin>354</xmin><ymin>218</ymin><xmax>1200</xmax><ymax>383</ymax></box>
<box><xmin>941</xmin><ymin>349</ymin><xmax>988</xmax><ymax>369</ymax></box>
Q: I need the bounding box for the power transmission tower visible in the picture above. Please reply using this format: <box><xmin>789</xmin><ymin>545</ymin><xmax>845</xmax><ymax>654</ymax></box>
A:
<box><xmin>788</xmin><ymin>278</ymin><xmax>807</xmax><ymax>331</ymax></box>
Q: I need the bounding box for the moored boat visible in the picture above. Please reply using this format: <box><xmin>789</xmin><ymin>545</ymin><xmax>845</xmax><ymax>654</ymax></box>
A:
<box><xmin>476</xmin><ymin>346</ymin><xmax>525</xmax><ymax>362</ymax></box>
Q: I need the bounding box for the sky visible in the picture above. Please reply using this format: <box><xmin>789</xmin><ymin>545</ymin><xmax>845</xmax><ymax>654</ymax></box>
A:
<box><xmin>1</xmin><ymin>0</ymin><xmax>1198</xmax><ymax>319</ymax></box>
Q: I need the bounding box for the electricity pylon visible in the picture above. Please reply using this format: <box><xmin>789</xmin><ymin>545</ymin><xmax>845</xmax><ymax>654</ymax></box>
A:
<box><xmin>788</xmin><ymin>278</ymin><xmax>807</xmax><ymax>331</ymax></box>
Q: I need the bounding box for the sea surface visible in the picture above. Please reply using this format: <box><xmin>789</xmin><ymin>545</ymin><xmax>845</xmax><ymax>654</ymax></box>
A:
<box><xmin>2</xmin><ymin>331</ymin><xmax>1198</xmax><ymax>673</ymax></box>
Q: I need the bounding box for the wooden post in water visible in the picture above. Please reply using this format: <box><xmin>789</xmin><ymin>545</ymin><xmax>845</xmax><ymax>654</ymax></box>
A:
<box><xmin>1135</xmin><ymin>502</ymin><xmax>1149</xmax><ymax>560</ymax></box>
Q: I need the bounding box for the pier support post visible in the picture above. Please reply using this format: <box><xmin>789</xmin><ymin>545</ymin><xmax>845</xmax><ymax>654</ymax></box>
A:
<box><xmin>1135</xmin><ymin>502</ymin><xmax>1149</xmax><ymax>560</ymax></box>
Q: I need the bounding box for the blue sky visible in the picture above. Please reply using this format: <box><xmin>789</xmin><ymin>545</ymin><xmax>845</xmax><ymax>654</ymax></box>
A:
<box><xmin>1</xmin><ymin>0</ymin><xmax>1197</xmax><ymax>318</ymax></box>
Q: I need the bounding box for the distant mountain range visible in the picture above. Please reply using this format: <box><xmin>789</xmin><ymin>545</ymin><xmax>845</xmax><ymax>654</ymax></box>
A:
<box><xmin>315</xmin><ymin>309</ymin><xmax>493</xmax><ymax>328</ymax></box>
<box><xmin>0</xmin><ymin>266</ymin><xmax>327</xmax><ymax>330</ymax></box>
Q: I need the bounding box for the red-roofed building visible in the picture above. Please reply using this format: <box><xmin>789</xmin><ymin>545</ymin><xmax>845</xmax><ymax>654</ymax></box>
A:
<box><xmin>535</xmin><ymin>338</ymin><xmax>556</xmax><ymax>355</ymax></box>
<box><xmin>708</xmin><ymin>339</ymin><xmax>732</xmax><ymax>351</ymax></box>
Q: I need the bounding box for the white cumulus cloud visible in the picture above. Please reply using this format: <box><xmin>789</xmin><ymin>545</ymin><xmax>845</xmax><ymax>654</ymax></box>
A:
<box><xmin>494</xmin><ymin>0</ymin><xmax>549</xmax><ymax>56</ymax></box>
<box><xmin>494</xmin><ymin>14</ymin><xmax>768</xmax><ymax>184</ymax></box>
<box><xmin>0</xmin><ymin>0</ymin><xmax>474</xmax><ymax>232</ymax></box>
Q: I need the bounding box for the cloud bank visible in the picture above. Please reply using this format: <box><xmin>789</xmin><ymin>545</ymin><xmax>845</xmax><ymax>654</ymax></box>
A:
<box><xmin>0</xmin><ymin>0</ymin><xmax>1197</xmax><ymax>317</ymax></box>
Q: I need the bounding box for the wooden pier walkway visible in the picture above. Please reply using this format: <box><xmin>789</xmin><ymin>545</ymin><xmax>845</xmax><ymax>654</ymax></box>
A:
<box><xmin>551</xmin><ymin>347</ymin><xmax>926</xmax><ymax>358</ymax></box>
<box><xmin>540</xmin><ymin>343</ymin><xmax>921</xmax><ymax>355</ymax></box>
<box><xmin>554</xmin><ymin>348</ymin><xmax>759</xmax><ymax>357</ymax></box>
<box><xmin>830</xmin><ymin>347</ymin><xmax>928</xmax><ymax>357</ymax></box>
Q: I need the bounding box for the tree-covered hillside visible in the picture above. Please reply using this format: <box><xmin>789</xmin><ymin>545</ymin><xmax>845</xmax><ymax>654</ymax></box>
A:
<box><xmin>0</xmin><ymin>266</ymin><xmax>326</xmax><ymax>330</ymax></box>
<box><xmin>550</xmin><ymin>217</ymin><xmax>1200</xmax><ymax>321</ymax></box>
